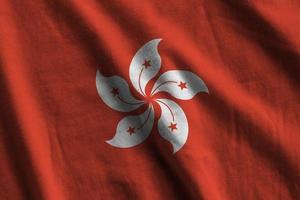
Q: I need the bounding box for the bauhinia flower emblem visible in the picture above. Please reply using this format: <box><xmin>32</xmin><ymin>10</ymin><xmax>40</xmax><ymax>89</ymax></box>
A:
<box><xmin>96</xmin><ymin>39</ymin><xmax>208</xmax><ymax>153</ymax></box>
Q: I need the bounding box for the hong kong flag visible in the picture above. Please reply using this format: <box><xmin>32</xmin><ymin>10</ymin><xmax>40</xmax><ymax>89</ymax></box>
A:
<box><xmin>0</xmin><ymin>1</ymin><xmax>299</xmax><ymax>200</ymax></box>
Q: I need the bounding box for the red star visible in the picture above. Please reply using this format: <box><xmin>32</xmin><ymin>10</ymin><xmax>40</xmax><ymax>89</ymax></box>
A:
<box><xmin>142</xmin><ymin>59</ymin><xmax>151</xmax><ymax>68</ymax></box>
<box><xmin>177</xmin><ymin>81</ymin><xmax>187</xmax><ymax>90</ymax></box>
<box><xmin>127</xmin><ymin>126</ymin><xmax>136</xmax><ymax>135</ymax></box>
<box><xmin>168</xmin><ymin>122</ymin><xmax>177</xmax><ymax>132</ymax></box>
<box><xmin>110</xmin><ymin>87</ymin><xmax>119</xmax><ymax>96</ymax></box>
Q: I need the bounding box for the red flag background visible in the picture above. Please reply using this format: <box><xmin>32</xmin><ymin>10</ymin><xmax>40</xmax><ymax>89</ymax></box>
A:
<box><xmin>0</xmin><ymin>1</ymin><xmax>299</xmax><ymax>199</ymax></box>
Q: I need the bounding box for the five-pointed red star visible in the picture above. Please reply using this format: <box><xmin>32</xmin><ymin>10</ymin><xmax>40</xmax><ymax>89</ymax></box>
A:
<box><xmin>168</xmin><ymin>122</ymin><xmax>177</xmax><ymax>132</ymax></box>
<box><xmin>142</xmin><ymin>59</ymin><xmax>151</xmax><ymax>68</ymax></box>
<box><xmin>127</xmin><ymin>126</ymin><xmax>136</xmax><ymax>135</ymax></box>
<box><xmin>177</xmin><ymin>81</ymin><xmax>187</xmax><ymax>90</ymax></box>
<box><xmin>110</xmin><ymin>87</ymin><xmax>119</xmax><ymax>96</ymax></box>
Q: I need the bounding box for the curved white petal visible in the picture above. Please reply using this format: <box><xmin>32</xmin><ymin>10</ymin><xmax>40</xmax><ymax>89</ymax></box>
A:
<box><xmin>156</xmin><ymin>99</ymin><xmax>188</xmax><ymax>153</ymax></box>
<box><xmin>106</xmin><ymin>105</ymin><xmax>154</xmax><ymax>148</ymax></box>
<box><xmin>129</xmin><ymin>39</ymin><xmax>162</xmax><ymax>96</ymax></box>
<box><xmin>151</xmin><ymin>70</ymin><xmax>208</xmax><ymax>100</ymax></box>
<box><xmin>96</xmin><ymin>70</ymin><xmax>144</xmax><ymax>112</ymax></box>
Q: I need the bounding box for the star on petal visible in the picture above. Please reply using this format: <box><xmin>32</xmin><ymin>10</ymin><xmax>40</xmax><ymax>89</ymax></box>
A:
<box><xmin>142</xmin><ymin>59</ymin><xmax>151</xmax><ymax>69</ymax></box>
<box><xmin>177</xmin><ymin>81</ymin><xmax>187</xmax><ymax>90</ymax></box>
<box><xmin>127</xmin><ymin>126</ymin><xmax>136</xmax><ymax>135</ymax></box>
<box><xmin>110</xmin><ymin>87</ymin><xmax>119</xmax><ymax>96</ymax></box>
<box><xmin>168</xmin><ymin>122</ymin><xmax>177</xmax><ymax>132</ymax></box>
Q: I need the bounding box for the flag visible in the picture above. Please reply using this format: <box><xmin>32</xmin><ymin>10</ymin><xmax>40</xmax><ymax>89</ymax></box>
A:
<box><xmin>0</xmin><ymin>1</ymin><xmax>299</xmax><ymax>199</ymax></box>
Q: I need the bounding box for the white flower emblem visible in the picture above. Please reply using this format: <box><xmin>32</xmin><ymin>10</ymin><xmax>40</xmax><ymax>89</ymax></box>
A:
<box><xmin>96</xmin><ymin>39</ymin><xmax>208</xmax><ymax>153</ymax></box>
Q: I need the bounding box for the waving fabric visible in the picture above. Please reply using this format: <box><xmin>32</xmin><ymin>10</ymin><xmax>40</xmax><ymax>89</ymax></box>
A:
<box><xmin>0</xmin><ymin>1</ymin><xmax>299</xmax><ymax>200</ymax></box>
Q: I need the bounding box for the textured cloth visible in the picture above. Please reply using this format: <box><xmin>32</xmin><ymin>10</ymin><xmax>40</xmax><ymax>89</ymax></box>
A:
<box><xmin>0</xmin><ymin>1</ymin><xmax>299</xmax><ymax>199</ymax></box>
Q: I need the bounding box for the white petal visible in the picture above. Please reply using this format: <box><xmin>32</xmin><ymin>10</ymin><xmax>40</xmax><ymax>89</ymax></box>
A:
<box><xmin>96</xmin><ymin>70</ymin><xmax>144</xmax><ymax>112</ymax></box>
<box><xmin>151</xmin><ymin>70</ymin><xmax>208</xmax><ymax>100</ymax></box>
<box><xmin>129</xmin><ymin>39</ymin><xmax>162</xmax><ymax>96</ymax></box>
<box><xmin>156</xmin><ymin>99</ymin><xmax>188</xmax><ymax>153</ymax></box>
<box><xmin>106</xmin><ymin>105</ymin><xmax>154</xmax><ymax>148</ymax></box>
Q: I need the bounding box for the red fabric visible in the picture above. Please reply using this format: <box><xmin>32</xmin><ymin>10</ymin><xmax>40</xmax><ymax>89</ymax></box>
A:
<box><xmin>0</xmin><ymin>1</ymin><xmax>299</xmax><ymax>199</ymax></box>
